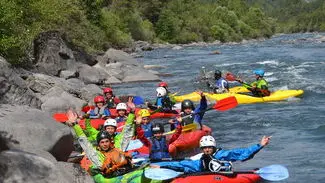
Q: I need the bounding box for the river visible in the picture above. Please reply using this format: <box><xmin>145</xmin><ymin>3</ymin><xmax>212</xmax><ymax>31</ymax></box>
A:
<box><xmin>114</xmin><ymin>33</ymin><xmax>325</xmax><ymax>183</ymax></box>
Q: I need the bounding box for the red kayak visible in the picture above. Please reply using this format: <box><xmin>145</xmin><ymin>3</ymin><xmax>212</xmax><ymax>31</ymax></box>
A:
<box><xmin>171</xmin><ymin>172</ymin><xmax>260</xmax><ymax>183</ymax></box>
<box><xmin>168</xmin><ymin>125</ymin><xmax>212</xmax><ymax>157</ymax></box>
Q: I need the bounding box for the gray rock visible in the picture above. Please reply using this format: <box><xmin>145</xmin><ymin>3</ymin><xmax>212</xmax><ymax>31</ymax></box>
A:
<box><xmin>56</xmin><ymin>162</ymin><xmax>94</xmax><ymax>183</ymax></box>
<box><xmin>96</xmin><ymin>48</ymin><xmax>138</xmax><ymax>66</ymax></box>
<box><xmin>79</xmin><ymin>84</ymin><xmax>103</xmax><ymax>103</ymax></box>
<box><xmin>104</xmin><ymin>76</ymin><xmax>122</xmax><ymax>85</ymax></box>
<box><xmin>60</xmin><ymin>70</ymin><xmax>78</xmax><ymax>79</ymax></box>
<box><xmin>78</xmin><ymin>64</ymin><xmax>110</xmax><ymax>85</ymax></box>
<box><xmin>0</xmin><ymin>57</ymin><xmax>42</xmax><ymax>108</ymax></box>
<box><xmin>0</xmin><ymin>105</ymin><xmax>74</xmax><ymax>161</ymax></box>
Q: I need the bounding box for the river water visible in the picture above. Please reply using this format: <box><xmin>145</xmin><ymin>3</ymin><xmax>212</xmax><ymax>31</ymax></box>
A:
<box><xmin>114</xmin><ymin>33</ymin><xmax>325</xmax><ymax>182</ymax></box>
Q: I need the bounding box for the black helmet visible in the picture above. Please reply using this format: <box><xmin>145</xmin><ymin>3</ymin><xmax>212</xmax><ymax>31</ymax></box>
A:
<box><xmin>214</xmin><ymin>70</ymin><xmax>222</xmax><ymax>79</ymax></box>
<box><xmin>151</xmin><ymin>123</ymin><xmax>164</xmax><ymax>133</ymax></box>
<box><xmin>181</xmin><ymin>99</ymin><xmax>195</xmax><ymax>111</ymax></box>
<box><xmin>96</xmin><ymin>131</ymin><xmax>112</xmax><ymax>144</ymax></box>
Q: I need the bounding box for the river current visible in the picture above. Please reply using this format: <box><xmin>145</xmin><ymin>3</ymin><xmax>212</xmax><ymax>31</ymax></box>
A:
<box><xmin>114</xmin><ymin>33</ymin><xmax>325</xmax><ymax>183</ymax></box>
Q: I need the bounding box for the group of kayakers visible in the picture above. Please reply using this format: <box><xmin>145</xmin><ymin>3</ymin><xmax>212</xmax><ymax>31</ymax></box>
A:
<box><xmin>63</xmin><ymin>69</ymin><xmax>272</xmax><ymax>182</ymax></box>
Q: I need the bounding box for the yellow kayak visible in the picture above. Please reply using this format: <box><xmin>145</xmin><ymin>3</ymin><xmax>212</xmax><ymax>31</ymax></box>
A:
<box><xmin>174</xmin><ymin>87</ymin><xmax>304</xmax><ymax>104</ymax></box>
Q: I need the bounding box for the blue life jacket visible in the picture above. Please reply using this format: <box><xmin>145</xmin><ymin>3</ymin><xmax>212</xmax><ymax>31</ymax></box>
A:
<box><xmin>116</xmin><ymin>116</ymin><xmax>127</xmax><ymax>123</ymax></box>
<box><xmin>215</xmin><ymin>78</ymin><xmax>229</xmax><ymax>89</ymax></box>
<box><xmin>149</xmin><ymin>136</ymin><xmax>170</xmax><ymax>160</ymax></box>
<box><xmin>141</xmin><ymin>123</ymin><xmax>153</xmax><ymax>138</ymax></box>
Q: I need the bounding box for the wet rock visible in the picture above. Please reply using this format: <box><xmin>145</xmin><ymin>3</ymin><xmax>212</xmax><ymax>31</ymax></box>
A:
<box><xmin>33</xmin><ymin>31</ymin><xmax>77</xmax><ymax>76</ymax></box>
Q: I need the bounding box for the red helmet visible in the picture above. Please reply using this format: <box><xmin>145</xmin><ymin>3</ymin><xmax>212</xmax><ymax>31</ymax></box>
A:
<box><xmin>103</xmin><ymin>88</ymin><xmax>113</xmax><ymax>94</ymax></box>
<box><xmin>158</xmin><ymin>82</ymin><xmax>168</xmax><ymax>88</ymax></box>
<box><xmin>94</xmin><ymin>96</ymin><xmax>105</xmax><ymax>103</ymax></box>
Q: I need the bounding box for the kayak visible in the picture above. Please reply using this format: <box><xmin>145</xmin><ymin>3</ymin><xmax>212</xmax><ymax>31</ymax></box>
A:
<box><xmin>168</xmin><ymin>124</ymin><xmax>212</xmax><ymax>157</ymax></box>
<box><xmin>173</xmin><ymin>87</ymin><xmax>304</xmax><ymax>104</ymax></box>
<box><xmin>92</xmin><ymin>167</ymin><xmax>162</xmax><ymax>183</ymax></box>
<box><xmin>171</xmin><ymin>172</ymin><xmax>260</xmax><ymax>183</ymax></box>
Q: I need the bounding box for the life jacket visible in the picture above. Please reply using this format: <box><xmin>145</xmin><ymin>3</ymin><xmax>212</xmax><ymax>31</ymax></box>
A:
<box><xmin>101</xmin><ymin>148</ymin><xmax>133</xmax><ymax>178</ymax></box>
<box><xmin>106</xmin><ymin>96</ymin><xmax>116</xmax><ymax>109</ymax></box>
<box><xmin>181</xmin><ymin>112</ymin><xmax>194</xmax><ymax>126</ymax></box>
<box><xmin>215</xmin><ymin>77</ymin><xmax>229</xmax><ymax>90</ymax></box>
<box><xmin>141</xmin><ymin>123</ymin><xmax>153</xmax><ymax>138</ymax></box>
<box><xmin>149</xmin><ymin>136</ymin><xmax>170</xmax><ymax>160</ymax></box>
<box><xmin>155</xmin><ymin>96</ymin><xmax>174</xmax><ymax>110</ymax></box>
<box><xmin>200</xmin><ymin>149</ymin><xmax>232</xmax><ymax>172</ymax></box>
<box><xmin>252</xmin><ymin>79</ymin><xmax>270</xmax><ymax>97</ymax></box>
<box><xmin>93</xmin><ymin>105</ymin><xmax>108</xmax><ymax>116</ymax></box>
<box><xmin>116</xmin><ymin>116</ymin><xmax>127</xmax><ymax>123</ymax></box>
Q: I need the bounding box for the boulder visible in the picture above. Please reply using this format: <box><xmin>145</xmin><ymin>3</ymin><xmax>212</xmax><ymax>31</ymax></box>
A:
<box><xmin>33</xmin><ymin>31</ymin><xmax>77</xmax><ymax>76</ymax></box>
<box><xmin>77</xmin><ymin>64</ymin><xmax>111</xmax><ymax>85</ymax></box>
<box><xmin>0</xmin><ymin>105</ymin><xmax>74</xmax><ymax>161</ymax></box>
<box><xmin>96</xmin><ymin>48</ymin><xmax>138</xmax><ymax>66</ymax></box>
<box><xmin>60</xmin><ymin>70</ymin><xmax>78</xmax><ymax>79</ymax></box>
<box><xmin>0</xmin><ymin>57</ymin><xmax>42</xmax><ymax>108</ymax></box>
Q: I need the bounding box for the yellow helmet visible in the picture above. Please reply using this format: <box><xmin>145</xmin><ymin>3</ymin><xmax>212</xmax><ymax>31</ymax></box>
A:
<box><xmin>138</xmin><ymin>109</ymin><xmax>151</xmax><ymax>117</ymax></box>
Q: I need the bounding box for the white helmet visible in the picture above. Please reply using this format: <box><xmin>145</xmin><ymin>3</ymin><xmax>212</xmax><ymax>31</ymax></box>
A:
<box><xmin>156</xmin><ymin>87</ymin><xmax>167</xmax><ymax>97</ymax></box>
<box><xmin>116</xmin><ymin>103</ymin><xmax>127</xmax><ymax>110</ymax></box>
<box><xmin>200</xmin><ymin>135</ymin><xmax>216</xmax><ymax>148</ymax></box>
<box><xmin>103</xmin><ymin>118</ymin><xmax>117</xmax><ymax>128</ymax></box>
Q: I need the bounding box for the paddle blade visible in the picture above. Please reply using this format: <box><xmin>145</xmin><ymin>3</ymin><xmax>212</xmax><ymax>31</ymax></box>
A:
<box><xmin>144</xmin><ymin>168</ymin><xmax>182</xmax><ymax>180</ymax></box>
<box><xmin>256</xmin><ymin>164</ymin><xmax>289</xmax><ymax>181</ymax></box>
<box><xmin>225</xmin><ymin>72</ymin><xmax>237</xmax><ymax>81</ymax></box>
<box><xmin>53</xmin><ymin>113</ymin><xmax>68</xmax><ymax>122</ymax></box>
<box><xmin>125</xmin><ymin>139</ymin><xmax>144</xmax><ymax>151</ymax></box>
<box><xmin>133</xmin><ymin>96</ymin><xmax>145</xmax><ymax>105</ymax></box>
<box><xmin>213</xmin><ymin>96</ymin><xmax>238</xmax><ymax>111</ymax></box>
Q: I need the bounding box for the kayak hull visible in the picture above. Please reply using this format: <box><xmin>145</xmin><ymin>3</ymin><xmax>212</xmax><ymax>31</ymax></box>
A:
<box><xmin>168</xmin><ymin>125</ymin><xmax>211</xmax><ymax>157</ymax></box>
<box><xmin>171</xmin><ymin>172</ymin><xmax>261</xmax><ymax>183</ymax></box>
<box><xmin>174</xmin><ymin>87</ymin><xmax>304</xmax><ymax>104</ymax></box>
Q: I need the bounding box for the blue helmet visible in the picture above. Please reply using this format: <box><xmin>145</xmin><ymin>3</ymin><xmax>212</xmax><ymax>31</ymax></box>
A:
<box><xmin>254</xmin><ymin>69</ymin><xmax>265</xmax><ymax>77</ymax></box>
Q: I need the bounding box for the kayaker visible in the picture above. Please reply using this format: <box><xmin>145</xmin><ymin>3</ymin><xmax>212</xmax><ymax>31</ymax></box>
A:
<box><xmin>207</xmin><ymin>70</ymin><xmax>229</xmax><ymax>94</ymax></box>
<box><xmin>137</xmin><ymin>109</ymin><xmax>153</xmax><ymax>138</ymax></box>
<box><xmin>158</xmin><ymin>81</ymin><xmax>170</xmax><ymax>94</ymax></box>
<box><xmin>171</xmin><ymin>91</ymin><xmax>207</xmax><ymax>129</ymax></box>
<box><xmin>103</xmin><ymin>87</ymin><xmax>121</xmax><ymax>108</ymax></box>
<box><xmin>237</xmin><ymin>69</ymin><xmax>271</xmax><ymax>97</ymax></box>
<box><xmin>146</xmin><ymin>87</ymin><xmax>175</xmax><ymax>113</ymax></box>
<box><xmin>136</xmin><ymin>118</ymin><xmax>182</xmax><ymax>159</ymax></box>
<box><xmin>152</xmin><ymin>135</ymin><xmax>271</xmax><ymax>173</ymax></box>
<box><xmin>115</xmin><ymin>103</ymin><xmax>128</xmax><ymax>123</ymax></box>
<box><xmin>84</xmin><ymin>102</ymin><xmax>136</xmax><ymax>149</ymax></box>
<box><xmin>89</xmin><ymin>96</ymin><xmax>111</xmax><ymax>119</ymax></box>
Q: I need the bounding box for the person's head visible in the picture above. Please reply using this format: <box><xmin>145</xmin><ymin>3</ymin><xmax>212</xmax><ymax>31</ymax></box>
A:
<box><xmin>97</xmin><ymin>131</ymin><xmax>113</xmax><ymax>151</ymax></box>
<box><xmin>200</xmin><ymin>135</ymin><xmax>217</xmax><ymax>155</ymax></box>
<box><xmin>158</xmin><ymin>81</ymin><xmax>168</xmax><ymax>89</ymax></box>
<box><xmin>103</xmin><ymin>88</ymin><xmax>113</xmax><ymax>98</ymax></box>
<box><xmin>181</xmin><ymin>99</ymin><xmax>195</xmax><ymax>114</ymax></box>
<box><xmin>116</xmin><ymin>103</ymin><xmax>127</xmax><ymax>117</ymax></box>
<box><xmin>103</xmin><ymin>118</ymin><xmax>117</xmax><ymax>135</ymax></box>
<box><xmin>152</xmin><ymin>123</ymin><xmax>164</xmax><ymax>139</ymax></box>
<box><xmin>94</xmin><ymin>96</ymin><xmax>105</xmax><ymax>108</ymax></box>
<box><xmin>156</xmin><ymin>87</ymin><xmax>167</xmax><ymax>97</ymax></box>
<box><xmin>254</xmin><ymin>69</ymin><xmax>265</xmax><ymax>80</ymax></box>
<box><xmin>214</xmin><ymin>70</ymin><xmax>222</xmax><ymax>80</ymax></box>
<box><xmin>138</xmin><ymin>109</ymin><xmax>151</xmax><ymax>124</ymax></box>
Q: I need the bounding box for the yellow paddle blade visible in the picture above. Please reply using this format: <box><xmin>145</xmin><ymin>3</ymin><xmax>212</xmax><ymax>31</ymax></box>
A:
<box><xmin>163</xmin><ymin>123</ymin><xmax>198</xmax><ymax>135</ymax></box>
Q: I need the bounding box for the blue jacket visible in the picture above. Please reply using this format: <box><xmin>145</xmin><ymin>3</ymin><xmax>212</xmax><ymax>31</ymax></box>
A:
<box><xmin>116</xmin><ymin>116</ymin><xmax>127</xmax><ymax>123</ymax></box>
<box><xmin>149</xmin><ymin>136</ymin><xmax>170</xmax><ymax>160</ymax></box>
<box><xmin>89</xmin><ymin>106</ymin><xmax>111</xmax><ymax>119</ymax></box>
<box><xmin>179</xmin><ymin>96</ymin><xmax>207</xmax><ymax>127</ymax></box>
<box><xmin>215</xmin><ymin>77</ymin><xmax>229</xmax><ymax>90</ymax></box>
<box><xmin>141</xmin><ymin>123</ymin><xmax>153</xmax><ymax>138</ymax></box>
<box><xmin>155</xmin><ymin>144</ymin><xmax>263</xmax><ymax>173</ymax></box>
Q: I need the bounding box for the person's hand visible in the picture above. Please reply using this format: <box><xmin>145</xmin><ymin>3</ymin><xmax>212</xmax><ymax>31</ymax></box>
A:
<box><xmin>150</xmin><ymin>164</ymin><xmax>160</xmax><ymax>168</ymax></box>
<box><xmin>236</xmin><ymin>78</ymin><xmax>243</xmax><ymax>83</ymax></box>
<box><xmin>127</xmin><ymin>97</ymin><xmax>136</xmax><ymax>112</ymax></box>
<box><xmin>260</xmin><ymin>136</ymin><xmax>271</xmax><ymax>147</ymax></box>
<box><xmin>196</xmin><ymin>90</ymin><xmax>204</xmax><ymax>97</ymax></box>
<box><xmin>168</xmin><ymin>119</ymin><xmax>175</xmax><ymax>124</ymax></box>
<box><xmin>176</xmin><ymin>116</ymin><xmax>182</xmax><ymax>122</ymax></box>
<box><xmin>136</xmin><ymin>116</ymin><xmax>142</xmax><ymax>125</ymax></box>
<box><xmin>66</xmin><ymin>109</ymin><xmax>78</xmax><ymax>126</ymax></box>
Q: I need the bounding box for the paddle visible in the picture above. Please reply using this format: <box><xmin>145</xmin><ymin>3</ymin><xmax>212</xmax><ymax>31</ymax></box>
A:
<box><xmin>144</xmin><ymin>164</ymin><xmax>289</xmax><ymax>181</ymax></box>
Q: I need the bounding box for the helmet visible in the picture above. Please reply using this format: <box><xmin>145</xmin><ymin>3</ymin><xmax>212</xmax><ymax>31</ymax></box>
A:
<box><xmin>103</xmin><ymin>88</ymin><xmax>113</xmax><ymax>94</ymax></box>
<box><xmin>138</xmin><ymin>109</ymin><xmax>151</xmax><ymax>117</ymax></box>
<box><xmin>116</xmin><ymin>103</ymin><xmax>127</xmax><ymax>111</ymax></box>
<box><xmin>156</xmin><ymin>87</ymin><xmax>167</xmax><ymax>97</ymax></box>
<box><xmin>254</xmin><ymin>69</ymin><xmax>265</xmax><ymax>77</ymax></box>
<box><xmin>96</xmin><ymin>131</ymin><xmax>112</xmax><ymax>144</ymax></box>
<box><xmin>181</xmin><ymin>100</ymin><xmax>194</xmax><ymax>111</ymax></box>
<box><xmin>151</xmin><ymin>123</ymin><xmax>164</xmax><ymax>133</ymax></box>
<box><xmin>103</xmin><ymin>118</ymin><xmax>117</xmax><ymax>128</ymax></box>
<box><xmin>200</xmin><ymin>135</ymin><xmax>216</xmax><ymax>148</ymax></box>
<box><xmin>94</xmin><ymin>96</ymin><xmax>105</xmax><ymax>103</ymax></box>
<box><xmin>214</xmin><ymin>70</ymin><xmax>222</xmax><ymax>79</ymax></box>
<box><xmin>158</xmin><ymin>81</ymin><xmax>168</xmax><ymax>88</ymax></box>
